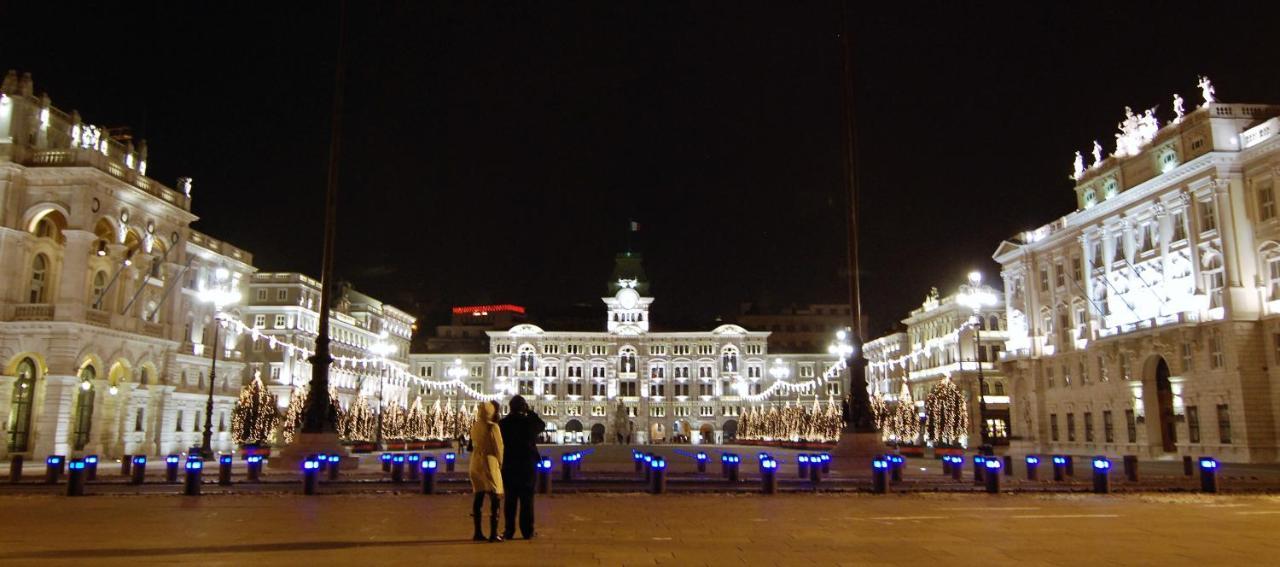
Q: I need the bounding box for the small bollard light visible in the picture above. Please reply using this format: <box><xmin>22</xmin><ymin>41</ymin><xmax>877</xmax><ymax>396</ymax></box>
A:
<box><xmin>9</xmin><ymin>455</ymin><xmax>23</xmax><ymax>483</ymax></box>
<box><xmin>120</xmin><ymin>454</ymin><xmax>132</xmax><ymax>477</ymax></box>
<box><xmin>314</xmin><ymin>453</ymin><xmax>328</xmax><ymax>473</ymax></box>
<box><xmin>381</xmin><ymin>452</ymin><xmax>393</xmax><ymax>473</ymax></box>
<box><xmin>942</xmin><ymin>455</ymin><xmax>953</xmax><ymax>475</ymax></box>
<box><xmin>165</xmin><ymin>455</ymin><xmax>180</xmax><ymax>483</ymax></box>
<box><xmin>445</xmin><ymin>452</ymin><xmax>457</xmax><ymax>472</ymax></box>
<box><xmin>1002</xmin><ymin>455</ymin><xmax>1013</xmax><ymax>477</ymax></box>
<box><xmin>1123</xmin><ymin>455</ymin><xmax>1139</xmax><ymax>482</ymax></box>
<box><xmin>1025</xmin><ymin>456</ymin><xmax>1040</xmax><ymax>481</ymax></box>
<box><xmin>327</xmin><ymin>454</ymin><xmax>342</xmax><ymax>481</ymax></box>
<box><xmin>45</xmin><ymin>455</ymin><xmax>65</xmax><ymax>484</ymax></box>
<box><xmin>820</xmin><ymin>453</ymin><xmax>832</xmax><ymax>474</ymax></box>
<box><xmin>650</xmin><ymin>457</ymin><xmax>668</xmax><ymax>494</ymax></box>
<box><xmin>634</xmin><ymin>450</ymin><xmax>645</xmax><ymax>473</ymax></box>
<box><xmin>1052</xmin><ymin>456</ymin><xmax>1068</xmax><ymax>482</ymax></box>
<box><xmin>760</xmin><ymin>458</ymin><xmax>779</xmax><ymax>495</ymax></box>
<box><xmin>218</xmin><ymin>455</ymin><xmax>233</xmax><ymax>486</ymax></box>
<box><xmin>246</xmin><ymin>455</ymin><xmax>264</xmax><ymax>482</ymax></box>
<box><xmin>302</xmin><ymin>458</ymin><xmax>321</xmax><ymax>495</ymax></box>
<box><xmin>66</xmin><ymin>459</ymin><xmax>87</xmax><ymax>496</ymax></box>
<box><xmin>391</xmin><ymin>454</ymin><xmax>406</xmax><ymax>483</ymax></box>
<box><xmin>561</xmin><ymin>453</ymin><xmax>575</xmax><ymax>482</ymax></box>
<box><xmin>1199</xmin><ymin>457</ymin><xmax>1220</xmax><ymax>494</ymax></box>
<box><xmin>421</xmin><ymin>457</ymin><xmax>438</xmax><ymax>494</ymax></box>
<box><xmin>984</xmin><ymin>458</ymin><xmax>1002</xmax><ymax>494</ymax></box>
<box><xmin>643</xmin><ymin>453</ymin><xmax>654</xmax><ymax>483</ymax></box>
<box><xmin>889</xmin><ymin>455</ymin><xmax>905</xmax><ymax>483</ymax></box>
<box><xmin>84</xmin><ymin>455</ymin><xmax>99</xmax><ymax>481</ymax></box>
<box><xmin>972</xmin><ymin>456</ymin><xmax>986</xmax><ymax>485</ymax></box>
<box><xmin>536</xmin><ymin>456</ymin><xmax>553</xmax><ymax>494</ymax></box>
<box><xmin>1065</xmin><ymin>455</ymin><xmax>1076</xmax><ymax>477</ymax></box>
<box><xmin>130</xmin><ymin>456</ymin><xmax>147</xmax><ymax>485</ymax></box>
<box><xmin>183</xmin><ymin>458</ymin><xmax>204</xmax><ymax>496</ymax></box>
<box><xmin>949</xmin><ymin>456</ymin><xmax>963</xmax><ymax>481</ymax></box>
<box><xmin>871</xmin><ymin>457</ymin><xmax>890</xmax><ymax>494</ymax></box>
<box><xmin>797</xmin><ymin>454</ymin><xmax>811</xmax><ymax>479</ymax></box>
<box><xmin>696</xmin><ymin>451</ymin><xmax>708</xmax><ymax>473</ymax></box>
<box><xmin>1091</xmin><ymin>456</ymin><xmax>1111</xmax><ymax>494</ymax></box>
<box><xmin>407</xmin><ymin>453</ymin><xmax>422</xmax><ymax>481</ymax></box>
<box><xmin>727</xmin><ymin>454</ymin><xmax>741</xmax><ymax>483</ymax></box>
<box><xmin>719</xmin><ymin>454</ymin><xmax>729</xmax><ymax>478</ymax></box>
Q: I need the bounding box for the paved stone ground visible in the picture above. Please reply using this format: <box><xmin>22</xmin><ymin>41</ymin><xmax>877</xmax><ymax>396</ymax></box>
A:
<box><xmin>0</xmin><ymin>492</ymin><xmax>1276</xmax><ymax>565</ymax></box>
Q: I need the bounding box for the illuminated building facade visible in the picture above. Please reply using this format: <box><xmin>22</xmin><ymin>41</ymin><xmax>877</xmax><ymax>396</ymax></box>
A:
<box><xmin>865</xmin><ymin>282</ymin><xmax>1008</xmax><ymax>446</ymax></box>
<box><xmin>425</xmin><ymin>304</ymin><xmax>527</xmax><ymax>353</ymax></box>
<box><xmin>411</xmin><ymin>258</ymin><xmax>847</xmax><ymax>444</ymax></box>
<box><xmin>996</xmin><ymin>81</ymin><xmax>1280</xmax><ymax>462</ymax></box>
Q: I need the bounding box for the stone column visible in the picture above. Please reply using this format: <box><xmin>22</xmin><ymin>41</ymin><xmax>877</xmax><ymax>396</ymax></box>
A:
<box><xmin>33</xmin><ymin>374</ymin><xmax>77</xmax><ymax>458</ymax></box>
<box><xmin>0</xmin><ymin>375</ymin><xmax>14</xmax><ymax>460</ymax></box>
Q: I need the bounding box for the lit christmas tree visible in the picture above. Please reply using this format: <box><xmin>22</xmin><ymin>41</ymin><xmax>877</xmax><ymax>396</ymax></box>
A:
<box><xmin>406</xmin><ymin>396</ymin><xmax>426</xmax><ymax>440</ymax></box>
<box><xmin>278</xmin><ymin>387</ymin><xmax>307</xmax><ymax>445</ymax></box>
<box><xmin>231</xmin><ymin>374</ymin><xmax>279</xmax><ymax>446</ymax></box>
<box><xmin>340</xmin><ymin>395</ymin><xmax>375</xmax><ymax>442</ymax></box>
<box><xmin>870</xmin><ymin>391</ymin><xmax>889</xmax><ymax>435</ymax></box>
<box><xmin>925</xmin><ymin>377</ymin><xmax>968</xmax><ymax>446</ymax></box>
<box><xmin>891</xmin><ymin>382</ymin><xmax>920</xmax><ymax>444</ymax></box>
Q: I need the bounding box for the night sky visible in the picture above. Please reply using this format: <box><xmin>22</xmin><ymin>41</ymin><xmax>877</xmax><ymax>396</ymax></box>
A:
<box><xmin>5</xmin><ymin>1</ymin><xmax>1279</xmax><ymax>337</ymax></box>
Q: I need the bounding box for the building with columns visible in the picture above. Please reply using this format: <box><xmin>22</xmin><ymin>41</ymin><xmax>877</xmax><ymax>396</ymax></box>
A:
<box><xmin>410</xmin><ymin>255</ymin><xmax>847</xmax><ymax>445</ymax></box>
<box><xmin>995</xmin><ymin>83</ymin><xmax>1280</xmax><ymax>462</ymax></box>
<box><xmin>865</xmin><ymin>280</ymin><xmax>1008</xmax><ymax>446</ymax></box>
<box><xmin>0</xmin><ymin>71</ymin><xmax>255</xmax><ymax>460</ymax></box>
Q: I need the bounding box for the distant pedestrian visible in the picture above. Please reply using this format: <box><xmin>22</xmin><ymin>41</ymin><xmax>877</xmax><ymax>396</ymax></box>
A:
<box><xmin>469</xmin><ymin>400</ymin><xmax>505</xmax><ymax>542</ymax></box>
<box><xmin>499</xmin><ymin>395</ymin><xmax>546</xmax><ymax>540</ymax></box>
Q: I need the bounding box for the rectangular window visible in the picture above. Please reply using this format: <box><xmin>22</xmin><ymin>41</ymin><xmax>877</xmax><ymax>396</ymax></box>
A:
<box><xmin>827</xmin><ymin>382</ymin><xmax>841</xmax><ymax>396</ymax></box>
<box><xmin>175</xmin><ymin>410</ymin><xmax>184</xmax><ymax>432</ymax></box>
<box><xmin>591</xmin><ymin>405</ymin><xmax>606</xmax><ymax>417</ymax></box>
<box><xmin>649</xmin><ymin>383</ymin><xmax>665</xmax><ymax>398</ymax></box>
<box><xmin>1079</xmin><ymin>359</ymin><xmax>1089</xmax><ymax>385</ymax></box>
<box><xmin>747</xmin><ymin>366</ymin><xmax>761</xmax><ymax>379</ymax></box>
<box><xmin>1200</xmin><ymin>199</ymin><xmax>1217</xmax><ymax>232</ymax></box>
<box><xmin>698</xmin><ymin>365</ymin><xmax>713</xmax><ymax>379</ymax></box>
<box><xmin>1103</xmin><ymin>411</ymin><xmax>1114</xmax><ymax>443</ymax></box>
<box><xmin>567</xmin><ymin>365</ymin><xmax>583</xmax><ymax>378</ymax></box>
<box><xmin>194</xmin><ymin>411</ymin><xmax>202</xmax><ymax>433</ymax></box>
<box><xmin>674</xmin><ymin>365</ymin><xmax>690</xmax><ymax>379</ymax></box>
<box><xmin>1210</xmin><ymin>330</ymin><xmax>1225</xmax><ymax>369</ymax></box>
<box><xmin>1072</xmin><ymin>257</ymin><xmax>1083</xmax><ymax>283</ymax></box>
<box><xmin>799</xmin><ymin>365</ymin><xmax>815</xmax><ymax>378</ymax></box>
<box><xmin>590</xmin><ymin>345</ymin><xmax>607</xmax><ymax>356</ymax></box>
<box><xmin>700</xmin><ymin>406</ymin><xmax>715</xmax><ymax>417</ymax></box>
<box><xmin>673</xmin><ymin>345</ymin><xmax>691</xmax><ymax>356</ymax></box>
<box><xmin>1125</xmin><ymin>409</ymin><xmax>1137</xmax><ymax>443</ymax></box>
<box><xmin>590</xmin><ymin>365</ymin><xmax>605</xmax><ymax>379</ymax></box>
<box><xmin>470</xmin><ymin>366</ymin><xmax>483</xmax><ymax>378</ymax></box>
<box><xmin>274</xmin><ymin>314</ymin><xmax>286</xmax><ymax>329</ymax></box>
<box><xmin>650</xmin><ymin>406</ymin><xmax>666</xmax><ymax>418</ymax></box>
<box><xmin>1182</xmin><ymin>342</ymin><xmax>1195</xmax><ymax>372</ymax></box>
<box><xmin>744</xmin><ymin>344</ymin><xmax>763</xmax><ymax>355</ymax></box>
<box><xmin>698</xmin><ymin>344</ymin><xmax>715</xmax><ymax>355</ymax></box>
<box><xmin>649</xmin><ymin>345</ymin><xmax>667</xmax><ymax>356</ymax></box>
<box><xmin>566</xmin><ymin>382</ymin><xmax>582</xmax><ymax>397</ymax></box>
<box><xmin>544</xmin><ymin>382</ymin><xmax>558</xmax><ymax>396</ymax></box>
<box><xmin>543</xmin><ymin>365</ymin><xmax>558</xmax><ymax>378</ymax></box>
<box><xmin>496</xmin><ymin>365</ymin><xmax>510</xmax><ymax>378</ymax></box>
<box><xmin>1187</xmin><ymin>405</ymin><xmax>1200</xmax><ymax>443</ymax></box>
<box><xmin>253</xmin><ymin>314</ymin><xmax>266</xmax><ymax>328</ymax></box>
<box><xmin>565</xmin><ymin>344</ymin><xmax>581</xmax><ymax>355</ymax></box>
<box><xmin>256</xmin><ymin>289</ymin><xmax>267</xmax><ymax>301</ymax></box>
<box><xmin>1084</xmin><ymin>412</ymin><xmax>1094</xmax><ymax>442</ymax></box>
<box><xmin>1045</xmin><ymin>366</ymin><xmax>1055</xmax><ymax>388</ymax></box>
<box><xmin>1217</xmin><ymin>404</ymin><xmax>1232</xmax><ymax>444</ymax></box>
<box><xmin>543</xmin><ymin>344</ymin><xmax>560</xmax><ymax>355</ymax></box>
<box><xmin>699</xmin><ymin>383</ymin><xmax>713</xmax><ymax>397</ymax></box>
<box><xmin>270</xmin><ymin>366</ymin><xmax>281</xmax><ymax>381</ymax></box>
<box><xmin>1039</xmin><ymin>266</ymin><xmax>1049</xmax><ymax>292</ymax></box>
<box><xmin>543</xmin><ymin>406</ymin><xmax>558</xmax><ymax>416</ymax></box>
<box><xmin>1063</xmin><ymin>364</ymin><xmax>1071</xmax><ymax>387</ymax></box>
<box><xmin>1066</xmin><ymin>413</ymin><xmax>1076</xmax><ymax>442</ymax></box>
<box><xmin>673</xmin><ymin>383</ymin><xmax>689</xmax><ymax>397</ymax></box>
<box><xmin>1050</xmin><ymin>413</ymin><xmax>1059</xmax><ymax>441</ymax></box>
<box><xmin>650</xmin><ymin>366</ymin><xmax>665</xmax><ymax>379</ymax></box>
<box><xmin>518</xmin><ymin>380</ymin><xmax>534</xmax><ymax>396</ymax></box>
<box><xmin>276</xmin><ymin>288</ymin><xmax>287</xmax><ymax>301</ymax></box>
<box><xmin>469</xmin><ymin>381</ymin><xmax>482</xmax><ymax>392</ymax></box>
<box><xmin>1120</xmin><ymin>353</ymin><xmax>1131</xmax><ymax>380</ymax></box>
<box><xmin>1259</xmin><ymin>179</ymin><xmax>1275</xmax><ymax>221</ymax></box>
<box><xmin>134</xmin><ymin>408</ymin><xmax>145</xmax><ymax>432</ymax></box>
<box><xmin>591</xmin><ymin>382</ymin><xmax>606</xmax><ymax>397</ymax></box>
<box><xmin>619</xmin><ymin>381</ymin><xmax>637</xmax><ymax>397</ymax></box>
<box><xmin>1098</xmin><ymin>356</ymin><xmax>1109</xmax><ymax>382</ymax></box>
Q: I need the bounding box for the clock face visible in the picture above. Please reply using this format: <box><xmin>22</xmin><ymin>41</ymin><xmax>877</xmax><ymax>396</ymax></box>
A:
<box><xmin>618</xmin><ymin>288</ymin><xmax>639</xmax><ymax>309</ymax></box>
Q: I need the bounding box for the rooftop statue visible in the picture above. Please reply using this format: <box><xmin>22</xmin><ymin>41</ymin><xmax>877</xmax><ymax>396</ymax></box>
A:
<box><xmin>1091</xmin><ymin>140</ymin><xmax>1103</xmax><ymax>167</ymax></box>
<box><xmin>1072</xmin><ymin>151</ymin><xmax>1085</xmax><ymax>180</ymax></box>
<box><xmin>1197</xmin><ymin>75</ymin><xmax>1216</xmax><ymax>105</ymax></box>
<box><xmin>1172</xmin><ymin>93</ymin><xmax>1185</xmax><ymax>123</ymax></box>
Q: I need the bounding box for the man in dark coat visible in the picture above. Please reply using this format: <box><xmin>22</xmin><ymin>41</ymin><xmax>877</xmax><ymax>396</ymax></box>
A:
<box><xmin>499</xmin><ymin>395</ymin><xmax>545</xmax><ymax>539</ymax></box>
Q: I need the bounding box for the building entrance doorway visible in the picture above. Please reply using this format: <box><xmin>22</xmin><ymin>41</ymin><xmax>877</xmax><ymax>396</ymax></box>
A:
<box><xmin>698</xmin><ymin>423</ymin><xmax>715</xmax><ymax>445</ymax></box>
<box><xmin>1155</xmin><ymin>358</ymin><xmax>1177</xmax><ymax>452</ymax></box>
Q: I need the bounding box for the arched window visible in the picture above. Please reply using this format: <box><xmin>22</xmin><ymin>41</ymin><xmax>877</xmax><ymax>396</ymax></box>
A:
<box><xmin>994</xmin><ymin>382</ymin><xmax>1005</xmax><ymax>396</ymax></box>
<box><xmin>720</xmin><ymin>346</ymin><xmax>739</xmax><ymax>373</ymax></box>
<box><xmin>29</xmin><ymin>254</ymin><xmax>49</xmax><ymax>303</ymax></box>
<box><xmin>618</xmin><ymin>346</ymin><xmax>637</xmax><ymax>375</ymax></box>
<box><xmin>517</xmin><ymin>345</ymin><xmax>536</xmax><ymax>373</ymax></box>
<box><xmin>1264</xmin><ymin>245</ymin><xmax>1280</xmax><ymax>301</ymax></box>
<box><xmin>7</xmin><ymin>358</ymin><xmax>38</xmax><ymax>452</ymax></box>
<box><xmin>988</xmin><ymin>315</ymin><xmax>1000</xmax><ymax>330</ymax></box>
<box><xmin>72</xmin><ymin>365</ymin><xmax>96</xmax><ymax>450</ymax></box>
<box><xmin>91</xmin><ymin>271</ymin><xmax>108</xmax><ymax>308</ymax></box>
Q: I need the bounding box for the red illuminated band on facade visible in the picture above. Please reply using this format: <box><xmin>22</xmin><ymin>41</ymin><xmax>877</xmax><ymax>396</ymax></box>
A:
<box><xmin>452</xmin><ymin>304</ymin><xmax>526</xmax><ymax>315</ymax></box>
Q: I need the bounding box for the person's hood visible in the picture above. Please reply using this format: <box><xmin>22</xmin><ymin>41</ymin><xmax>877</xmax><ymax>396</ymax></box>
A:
<box><xmin>477</xmin><ymin>401</ymin><xmax>499</xmax><ymax>424</ymax></box>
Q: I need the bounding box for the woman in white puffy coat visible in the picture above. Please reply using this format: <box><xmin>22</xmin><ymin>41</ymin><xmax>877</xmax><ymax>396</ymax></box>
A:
<box><xmin>469</xmin><ymin>400</ymin><xmax>505</xmax><ymax>542</ymax></box>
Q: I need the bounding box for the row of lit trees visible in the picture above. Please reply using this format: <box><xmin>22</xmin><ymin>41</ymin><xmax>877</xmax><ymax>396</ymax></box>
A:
<box><xmin>231</xmin><ymin>377</ymin><xmax>473</xmax><ymax>447</ymax></box>
<box><xmin>871</xmin><ymin>376</ymin><xmax>969</xmax><ymax>447</ymax></box>
<box><xmin>738</xmin><ymin>397</ymin><xmax>844</xmax><ymax>443</ymax></box>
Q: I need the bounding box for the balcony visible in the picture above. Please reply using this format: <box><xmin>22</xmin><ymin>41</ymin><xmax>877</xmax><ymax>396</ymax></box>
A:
<box><xmin>24</xmin><ymin>148</ymin><xmax>191</xmax><ymax>212</ymax></box>
<box><xmin>9</xmin><ymin>304</ymin><xmax>55</xmax><ymax>321</ymax></box>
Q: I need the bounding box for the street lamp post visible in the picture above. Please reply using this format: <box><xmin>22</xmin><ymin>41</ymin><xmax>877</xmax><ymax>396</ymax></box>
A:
<box><xmin>370</xmin><ymin>333</ymin><xmax>395</xmax><ymax>450</ymax></box>
<box><xmin>958</xmin><ymin>271</ymin><xmax>997</xmax><ymax>455</ymax></box>
<box><xmin>197</xmin><ymin>268</ymin><xmax>241</xmax><ymax>460</ymax></box>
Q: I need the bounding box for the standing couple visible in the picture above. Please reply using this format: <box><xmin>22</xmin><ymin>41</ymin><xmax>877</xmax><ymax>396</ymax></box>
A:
<box><xmin>468</xmin><ymin>395</ymin><xmax>546</xmax><ymax>542</ymax></box>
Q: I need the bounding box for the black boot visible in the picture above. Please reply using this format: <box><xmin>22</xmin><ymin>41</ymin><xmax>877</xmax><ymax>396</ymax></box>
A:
<box><xmin>489</xmin><ymin>514</ymin><xmax>504</xmax><ymax>542</ymax></box>
<box><xmin>472</xmin><ymin>493</ymin><xmax>486</xmax><ymax>541</ymax></box>
<box><xmin>472</xmin><ymin>513</ymin><xmax>485</xmax><ymax>541</ymax></box>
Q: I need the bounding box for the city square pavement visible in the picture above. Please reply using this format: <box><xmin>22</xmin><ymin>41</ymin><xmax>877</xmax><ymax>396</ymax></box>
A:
<box><xmin>0</xmin><ymin>491</ymin><xmax>1276</xmax><ymax>565</ymax></box>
